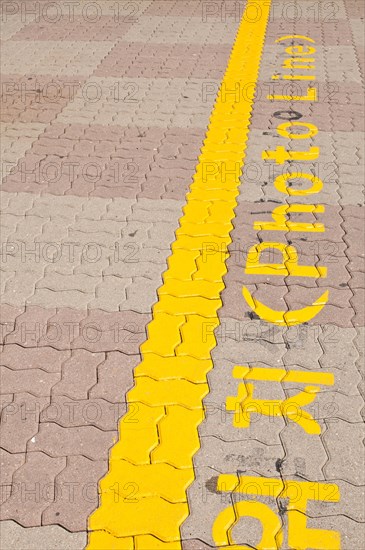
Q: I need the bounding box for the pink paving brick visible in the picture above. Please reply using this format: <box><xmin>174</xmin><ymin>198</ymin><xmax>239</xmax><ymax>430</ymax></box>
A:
<box><xmin>0</xmin><ymin>449</ymin><xmax>25</xmax><ymax>506</ymax></box>
<box><xmin>0</xmin><ymin>305</ymin><xmax>25</xmax><ymax>344</ymax></box>
<box><xmin>1</xmin><ymin>75</ymin><xmax>87</xmax><ymax>124</ymax></box>
<box><xmin>0</xmin><ymin>344</ymin><xmax>70</xmax><ymax>373</ymax></box>
<box><xmin>144</xmin><ymin>0</ymin><xmax>204</xmax><ymax>17</ymax></box>
<box><xmin>41</xmin><ymin>455</ymin><xmax>108</xmax><ymax>532</ymax></box>
<box><xmin>0</xmin><ymin>304</ymin><xmax>140</xmax><ymax>531</ymax></box>
<box><xmin>2</xmin><ymin>124</ymin><xmax>205</xmax><ymax>199</ymax></box>
<box><xmin>0</xmin><ymin>451</ymin><xmax>66</xmax><ymax>527</ymax></box>
<box><xmin>10</xmin><ymin>16</ymin><xmax>134</xmax><ymax>41</ymax></box>
<box><xmin>95</xmin><ymin>42</ymin><xmax>233</xmax><ymax>79</ymax></box>
<box><xmin>3</xmin><ymin>305</ymin><xmax>150</xmax><ymax>354</ymax></box>
<box><xmin>345</xmin><ymin>0</ymin><xmax>365</xmax><ymax>18</ymax></box>
<box><xmin>50</xmin><ymin>349</ymin><xmax>103</xmax><ymax>400</ymax></box>
<box><xmin>1</xmin><ymin>0</ymin><xmax>364</xmax><ymax>544</ymax></box>
<box><xmin>1</xmin><ymin>393</ymin><xmax>50</xmax><ymax>453</ymax></box>
<box><xmin>88</xmin><ymin>351</ymin><xmax>137</xmax><ymax>403</ymax></box>
<box><xmin>40</xmin><ymin>396</ymin><xmax>127</xmax><ymax>431</ymax></box>
<box><xmin>27</xmin><ymin>422</ymin><xmax>117</xmax><ymax>461</ymax></box>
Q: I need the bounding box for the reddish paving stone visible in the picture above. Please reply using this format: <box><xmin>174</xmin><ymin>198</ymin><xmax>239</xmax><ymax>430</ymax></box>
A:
<box><xmin>40</xmin><ymin>395</ymin><xmax>126</xmax><ymax>431</ymax></box>
<box><xmin>0</xmin><ymin>394</ymin><xmax>14</xmax><ymax>413</ymax></box>
<box><xmin>95</xmin><ymin>42</ymin><xmax>233</xmax><ymax>79</ymax></box>
<box><xmin>4</xmin><ymin>306</ymin><xmax>57</xmax><ymax>347</ymax></box>
<box><xmin>0</xmin><ymin>366</ymin><xmax>60</xmax><ymax>397</ymax></box>
<box><xmin>0</xmin><ymin>451</ymin><xmax>66</xmax><ymax>527</ymax></box>
<box><xmin>2</xmin><ymin>305</ymin><xmax>150</xmax><ymax>353</ymax></box>
<box><xmin>1</xmin><ymin>75</ymin><xmax>86</xmax><ymax>124</ymax></box>
<box><xmin>10</xmin><ymin>16</ymin><xmax>133</xmax><ymax>41</ymax></box>
<box><xmin>42</xmin><ymin>455</ymin><xmax>107</xmax><ymax>532</ymax></box>
<box><xmin>346</xmin><ymin>0</ymin><xmax>365</xmax><ymax>18</ymax></box>
<box><xmin>43</xmin><ymin>308</ymin><xmax>88</xmax><ymax>349</ymax></box>
<box><xmin>88</xmin><ymin>351</ymin><xmax>138</xmax><ymax>403</ymax></box>
<box><xmin>27</xmin><ymin>422</ymin><xmax>117</xmax><ymax>461</ymax></box>
<box><xmin>51</xmin><ymin>350</ymin><xmax>104</xmax><ymax>400</ymax></box>
<box><xmin>2</xmin><ymin>125</ymin><xmax>205</xmax><ymax>200</ymax></box>
<box><xmin>0</xmin><ymin>304</ymin><xmax>25</xmax><ymax>343</ymax></box>
<box><xmin>71</xmin><ymin>309</ymin><xmax>150</xmax><ymax>354</ymax></box>
<box><xmin>144</xmin><ymin>0</ymin><xmax>204</xmax><ymax>17</ymax></box>
<box><xmin>0</xmin><ymin>344</ymin><xmax>70</xmax><ymax>373</ymax></box>
<box><xmin>1</xmin><ymin>393</ymin><xmax>49</xmax><ymax>453</ymax></box>
<box><xmin>0</xmin><ymin>449</ymin><xmax>25</xmax><ymax>505</ymax></box>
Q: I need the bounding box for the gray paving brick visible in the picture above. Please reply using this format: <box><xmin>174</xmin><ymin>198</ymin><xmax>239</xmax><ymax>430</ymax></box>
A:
<box><xmin>0</xmin><ymin>521</ymin><xmax>86</xmax><ymax>549</ymax></box>
<box><xmin>323</xmin><ymin>420</ymin><xmax>365</xmax><ymax>485</ymax></box>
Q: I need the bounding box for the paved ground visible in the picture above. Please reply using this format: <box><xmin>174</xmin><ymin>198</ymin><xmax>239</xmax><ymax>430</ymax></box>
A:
<box><xmin>0</xmin><ymin>0</ymin><xmax>364</xmax><ymax>549</ymax></box>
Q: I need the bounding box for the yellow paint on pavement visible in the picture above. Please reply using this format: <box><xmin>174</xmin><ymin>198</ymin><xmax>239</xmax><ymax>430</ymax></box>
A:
<box><xmin>242</xmin><ymin>286</ymin><xmax>329</xmax><ymax>326</ymax></box>
<box><xmin>87</xmin><ymin>1</ymin><xmax>272</xmax><ymax>547</ymax></box>
<box><xmin>213</xmin><ymin>475</ymin><xmax>340</xmax><ymax>549</ymax></box>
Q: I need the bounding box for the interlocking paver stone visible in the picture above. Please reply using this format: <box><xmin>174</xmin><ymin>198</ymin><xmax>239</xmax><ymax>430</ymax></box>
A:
<box><xmin>42</xmin><ymin>455</ymin><xmax>108</xmax><ymax>532</ymax></box>
<box><xmin>0</xmin><ymin>451</ymin><xmax>66</xmax><ymax>527</ymax></box>
<box><xmin>1</xmin><ymin>0</ymin><xmax>364</xmax><ymax>547</ymax></box>
<box><xmin>0</xmin><ymin>521</ymin><xmax>86</xmax><ymax>549</ymax></box>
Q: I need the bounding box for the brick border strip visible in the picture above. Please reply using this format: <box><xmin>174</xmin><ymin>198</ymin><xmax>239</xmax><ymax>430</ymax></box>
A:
<box><xmin>87</xmin><ymin>2</ymin><xmax>272</xmax><ymax>548</ymax></box>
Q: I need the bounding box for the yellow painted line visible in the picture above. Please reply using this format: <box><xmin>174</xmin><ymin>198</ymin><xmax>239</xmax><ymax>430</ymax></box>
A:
<box><xmin>87</xmin><ymin>2</ymin><xmax>272</xmax><ymax>548</ymax></box>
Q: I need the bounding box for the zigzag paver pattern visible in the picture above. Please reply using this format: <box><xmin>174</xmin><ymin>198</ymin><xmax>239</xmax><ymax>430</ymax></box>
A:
<box><xmin>0</xmin><ymin>0</ymin><xmax>364</xmax><ymax>548</ymax></box>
